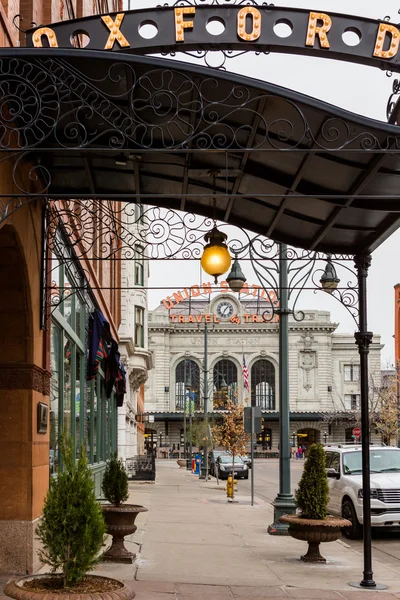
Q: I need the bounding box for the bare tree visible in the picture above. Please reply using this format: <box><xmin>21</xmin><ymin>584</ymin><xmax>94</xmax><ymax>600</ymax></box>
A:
<box><xmin>322</xmin><ymin>369</ymin><xmax>399</xmax><ymax>445</ymax></box>
<box><xmin>212</xmin><ymin>400</ymin><xmax>250</xmax><ymax>500</ymax></box>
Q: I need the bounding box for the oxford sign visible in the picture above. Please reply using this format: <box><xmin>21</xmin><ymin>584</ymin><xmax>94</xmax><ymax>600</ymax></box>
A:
<box><xmin>26</xmin><ymin>6</ymin><xmax>400</xmax><ymax>74</ymax></box>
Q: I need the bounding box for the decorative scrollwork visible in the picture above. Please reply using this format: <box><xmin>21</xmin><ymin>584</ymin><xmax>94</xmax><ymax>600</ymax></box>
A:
<box><xmin>45</xmin><ymin>202</ymin><xmax>360</xmax><ymax>326</ymax></box>
<box><xmin>0</xmin><ymin>56</ymin><xmax>397</xmax><ymax>153</ymax></box>
<box><xmin>387</xmin><ymin>78</ymin><xmax>400</xmax><ymax>121</ymax></box>
<box><xmin>12</xmin><ymin>14</ymin><xmax>37</xmax><ymax>34</ymax></box>
<box><xmin>162</xmin><ymin>48</ymin><xmax>270</xmax><ymax>70</ymax></box>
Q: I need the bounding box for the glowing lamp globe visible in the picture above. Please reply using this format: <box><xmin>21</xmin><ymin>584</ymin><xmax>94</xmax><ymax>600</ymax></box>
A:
<box><xmin>200</xmin><ymin>227</ymin><xmax>231</xmax><ymax>284</ymax></box>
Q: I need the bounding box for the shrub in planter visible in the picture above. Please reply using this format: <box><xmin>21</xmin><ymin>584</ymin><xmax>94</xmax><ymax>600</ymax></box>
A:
<box><xmin>280</xmin><ymin>443</ymin><xmax>350</xmax><ymax>563</ymax></box>
<box><xmin>102</xmin><ymin>453</ymin><xmax>129</xmax><ymax>507</ymax></box>
<box><xmin>4</xmin><ymin>436</ymin><xmax>134</xmax><ymax>600</ymax></box>
<box><xmin>295</xmin><ymin>442</ymin><xmax>329</xmax><ymax>520</ymax></box>
<box><xmin>101</xmin><ymin>453</ymin><xmax>147</xmax><ymax>563</ymax></box>
<box><xmin>36</xmin><ymin>436</ymin><xmax>106</xmax><ymax>587</ymax></box>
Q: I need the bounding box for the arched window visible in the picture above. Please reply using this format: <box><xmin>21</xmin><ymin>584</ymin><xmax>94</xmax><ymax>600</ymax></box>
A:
<box><xmin>175</xmin><ymin>360</ymin><xmax>200</xmax><ymax>411</ymax></box>
<box><xmin>213</xmin><ymin>359</ymin><xmax>238</xmax><ymax>405</ymax></box>
<box><xmin>251</xmin><ymin>360</ymin><xmax>275</xmax><ymax>410</ymax></box>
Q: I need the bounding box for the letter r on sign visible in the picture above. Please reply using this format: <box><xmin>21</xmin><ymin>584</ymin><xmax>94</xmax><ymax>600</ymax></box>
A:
<box><xmin>306</xmin><ymin>12</ymin><xmax>331</xmax><ymax>49</ymax></box>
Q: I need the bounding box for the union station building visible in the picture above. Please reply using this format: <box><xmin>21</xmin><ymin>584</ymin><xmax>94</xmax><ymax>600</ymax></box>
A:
<box><xmin>145</xmin><ymin>286</ymin><xmax>383</xmax><ymax>453</ymax></box>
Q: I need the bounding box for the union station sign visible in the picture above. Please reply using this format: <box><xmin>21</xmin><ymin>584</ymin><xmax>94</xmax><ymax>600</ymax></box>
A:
<box><xmin>27</xmin><ymin>6</ymin><xmax>400</xmax><ymax>73</ymax></box>
<box><xmin>162</xmin><ymin>281</ymin><xmax>279</xmax><ymax>325</ymax></box>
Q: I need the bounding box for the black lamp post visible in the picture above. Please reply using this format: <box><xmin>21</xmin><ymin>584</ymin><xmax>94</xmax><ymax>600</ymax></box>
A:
<box><xmin>186</xmin><ymin>372</ymin><xmax>193</xmax><ymax>470</ymax></box>
<box><xmin>349</xmin><ymin>256</ymin><xmax>385</xmax><ymax>590</ymax></box>
<box><xmin>323</xmin><ymin>431</ymin><xmax>328</xmax><ymax>445</ymax></box>
<box><xmin>203</xmin><ymin>227</ymin><xmax>383</xmax><ymax>588</ymax></box>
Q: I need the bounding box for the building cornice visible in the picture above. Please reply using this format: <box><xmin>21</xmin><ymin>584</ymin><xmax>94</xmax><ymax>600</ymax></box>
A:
<box><xmin>149</xmin><ymin>324</ymin><xmax>338</xmax><ymax>334</ymax></box>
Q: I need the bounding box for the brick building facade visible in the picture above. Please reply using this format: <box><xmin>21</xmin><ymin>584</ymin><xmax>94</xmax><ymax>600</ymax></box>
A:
<box><xmin>0</xmin><ymin>0</ymin><xmax>123</xmax><ymax>575</ymax></box>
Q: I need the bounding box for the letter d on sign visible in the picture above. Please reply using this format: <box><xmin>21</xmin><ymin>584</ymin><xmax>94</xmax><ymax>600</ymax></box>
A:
<box><xmin>374</xmin><ymin>23</ymin><xmax>400</xmax><ymax>59</ymax></box>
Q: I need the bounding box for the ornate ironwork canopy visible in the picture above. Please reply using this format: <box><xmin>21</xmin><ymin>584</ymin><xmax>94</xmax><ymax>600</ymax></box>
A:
<box><xmin>1</xmin><ymin>48</ymin><xmax>400</xmax><ymax>254</ymax></box>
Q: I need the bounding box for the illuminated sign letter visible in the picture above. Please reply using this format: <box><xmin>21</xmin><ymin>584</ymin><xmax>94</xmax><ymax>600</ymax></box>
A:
<box><xmin>373</xmin><ymin>23</ymin><xmax>400</xmax><ymax>59</ymax></box>
<box><xmin>306</xmin><ymin>12</ymin><xmax>331</xmax><ymax>49</ymax></box>
<box><xmin>237</xmin><ymin>7</ymin><xmax>261</xmax><ymax>42</ymax></box>
<box><xmin>101</xmin><ymin>13</ymin><xmax>130</xmax><ymax>50</ymax></box>
<box><xmin>175</xmin><ymin>7</ymin><xmax>195</xmax><ymax>42</ymax></box>
<box><xmin>32</xmin><ymin>27</ymin><xmax>58</xmax><ymax>48</ymax></box>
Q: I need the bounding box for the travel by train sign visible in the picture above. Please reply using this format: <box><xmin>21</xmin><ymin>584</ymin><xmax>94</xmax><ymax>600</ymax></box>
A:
<box><xmin>27</xmin><ymin>6</ymin><xmax>400</xmax><ymax>74</ymax></box>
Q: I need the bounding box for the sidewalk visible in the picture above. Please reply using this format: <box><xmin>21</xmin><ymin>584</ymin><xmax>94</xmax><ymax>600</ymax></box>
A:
<box><xmin>2</xmin><ymin>461</ymin><xmax>400</xmax><ymax>600</ymax></box>
<box><xmin>92</xmin><ymin>461</ymin><xmax>400</xmax><ymax>599</ymax></box>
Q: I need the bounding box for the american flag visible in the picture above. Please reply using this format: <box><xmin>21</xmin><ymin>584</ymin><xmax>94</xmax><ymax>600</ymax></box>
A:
<box><xmin>242</xmin><ymin>354</ymin><xmax>249</xmax><ymax>392</ymax></box>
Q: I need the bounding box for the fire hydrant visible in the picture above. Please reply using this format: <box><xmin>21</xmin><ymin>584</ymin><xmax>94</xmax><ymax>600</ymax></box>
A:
<box><xmin>226</xmin><ymin>476</ymin><xmax>237</xmax><ymax>500</ymax></box>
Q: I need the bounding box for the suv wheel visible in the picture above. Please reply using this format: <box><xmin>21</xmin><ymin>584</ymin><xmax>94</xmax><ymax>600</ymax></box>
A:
<box><xmin>342</xmin><ymin>499</ymin><xmax>363</xmax><ymax>540</ymax></box>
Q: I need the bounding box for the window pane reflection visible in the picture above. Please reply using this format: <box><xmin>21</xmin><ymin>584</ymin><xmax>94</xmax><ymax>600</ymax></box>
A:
<box><xmin>75</xmin><ymin>350</ymin><xmax>82</xmax><ymax>457</ymax></box>
<box><xmin>64</xmin><ymin>271</ymin><xmax>74</xmax><ymax>329</ymax></box>
<box><xmin>64</xmin><ymin>336</ymin><xmax>72</xmax><ymax>437</ymax></box>
<box><xmin>50</xmin><ymin>323</ymin><xmax>60</xmax><ymax>475</ymax></box>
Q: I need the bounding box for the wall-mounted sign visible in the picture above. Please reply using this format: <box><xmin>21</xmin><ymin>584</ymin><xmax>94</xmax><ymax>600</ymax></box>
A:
<box><xmin>27</xmin><ymin>7</ymin><xmax>400</xmax><ymax>74</ymax></box>
<box><xmin>170</xmin><ymin>312</ymin><xmax>278</xmax><ymax>325</ymax></box>
<box><xmin>37</xmin><ymin>402</ymin><xmax>48</xmax><ymax>434</ymax></box>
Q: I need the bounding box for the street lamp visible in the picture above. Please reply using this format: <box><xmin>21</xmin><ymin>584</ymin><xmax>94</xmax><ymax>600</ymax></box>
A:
<box><xmin>292</xmin><ymin>431</ymin><xmax>297</xmax><ymax>448</ymax></box>
<box><xmin>224</xmin><ymin>242</ymin><xmax>297</xmax><ymax>532</ymax></box>
<box><xmin>320</xmin><ymin>255</ymin><xmax>340</xmax><ymax>294</ymax></box>
<box><xmin>323</xmin><ymin>431</ymin><xmax>328</xmax><ymax>444</ymax></box>
<box><xmin>186</xmin><ymin>373</ymin><xmax>194</xmax><ymax>470</ymax></box>
<box><xmin>226</xmin><ymin>253</ymin><xmax>246</xmax><ymax>293</ymax></box>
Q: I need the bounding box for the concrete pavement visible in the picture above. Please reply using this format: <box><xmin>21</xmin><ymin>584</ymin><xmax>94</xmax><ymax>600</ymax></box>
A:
<box><xmin>92</xmin><ymin>460</ymin><xmax>400</xmax><ymax>599</ymax></box>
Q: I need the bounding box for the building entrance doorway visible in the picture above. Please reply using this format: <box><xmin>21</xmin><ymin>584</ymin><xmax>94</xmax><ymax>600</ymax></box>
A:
<box><xmin>297</xmin><ymin>429</ymin><xmax>320</xmax><ymax>456</ymax></box>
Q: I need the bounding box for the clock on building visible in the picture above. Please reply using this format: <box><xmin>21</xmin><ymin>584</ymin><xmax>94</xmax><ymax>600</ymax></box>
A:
<box><xmin>216</xmin><ymin>300</ymin><xmax>234</xmax><ymax>319</ymax></box>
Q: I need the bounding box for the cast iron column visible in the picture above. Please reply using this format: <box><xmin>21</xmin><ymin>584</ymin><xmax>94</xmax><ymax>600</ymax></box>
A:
<box><xmin>200</xmin><ymin>322</ymin><xmax>208</xmax><ymax>479</ymax></box>
<box><xmin>183</xmin><ymin>360</ymin><xmax>187</xmax><ymax>460</ymax></box>
<box><xmin>268</xmin><ymin>243</ymin><xmax>297</xmax><ymax>535</ymax></box>
<box><xmin>349</xmin><ymin>255</ymin><xmax>385</xmax><ymax>589</ymax></box>
<box><xmin>189</xmin><ymin>382</ymin><xmax>193</xmax><ymax>468</ymax></box>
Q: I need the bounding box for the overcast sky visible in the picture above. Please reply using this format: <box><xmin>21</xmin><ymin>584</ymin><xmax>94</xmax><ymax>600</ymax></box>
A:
<box><xmin>123</xmin><ymin>0</ymin><xmax>400</xmax><ymax>367</ymax></box>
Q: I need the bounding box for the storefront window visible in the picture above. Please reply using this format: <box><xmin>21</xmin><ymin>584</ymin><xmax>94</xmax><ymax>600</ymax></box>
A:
<box><xmin>50</xmin><ymin>323</ymin><xmax>61</xmax><ymax>475</ymax></box>
<box><xmin>63</xmin><ymin>336</ymin><xmax>72</xmax><ymax>437</ymax></box>
<box><xmin>75</xmin><ymin>349</ymin><xmax>84</xmax><ymax>457</ymax></box>
<box><xmin>49</xmin><ymin>242</ymin><xmax>119</xmax><ymax>473</ymax></box>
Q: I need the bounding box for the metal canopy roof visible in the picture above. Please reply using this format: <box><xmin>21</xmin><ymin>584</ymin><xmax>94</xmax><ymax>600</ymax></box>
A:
<box><xmin>4</xmin><ymin>48</ymin><xmax>400</xmax><ymax>255</ymax></box>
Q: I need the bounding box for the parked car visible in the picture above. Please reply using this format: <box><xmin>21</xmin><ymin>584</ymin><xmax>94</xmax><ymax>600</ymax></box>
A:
<box><xmin>208</xmin><ymin>450</ymin><xmax>226</xmax><ymax>476</ymax></box>
<box><xmin>216</xmin><ymin>454</ymin><xmax>248</xmax><ymax>480</ymax></box>
<box><xmin>324</xmin><ymin>444</ymin><xmax>400</xmax><ymax>539</ymax></box>
<box><xmin>240</xmin><ymin>454</ymin><xmax>252</xmax><ymax>469</ymax></box>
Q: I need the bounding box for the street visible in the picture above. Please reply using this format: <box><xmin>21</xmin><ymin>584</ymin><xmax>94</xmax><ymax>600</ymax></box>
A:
<box><xmin>215</xmin><ymin>458</ymin><xmax>400</xmax><ymax>569</ymax></box>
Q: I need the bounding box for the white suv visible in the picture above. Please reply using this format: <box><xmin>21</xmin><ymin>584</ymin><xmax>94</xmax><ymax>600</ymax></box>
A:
<box><xmin>324</xmin><ymin>445</ymin><xmax>400</xmax><ymax>539</ymax></box>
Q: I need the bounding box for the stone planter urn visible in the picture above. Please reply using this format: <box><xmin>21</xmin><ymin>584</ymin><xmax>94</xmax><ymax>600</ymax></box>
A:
<box><xmin>4</xmin><ymin>575</ymin><xmax>135</xmax><ymax>600</ymax></box>
<box><xmin>280</xmin><ymin>514</ymin><xmax>351</xmax><ymax>563</ymax></box>
<box><xmin>102</xmin><ymin>504</ymin><xmax>148</xmax><ymax>563</ymax></box>
<box><xmin>176</xmin><ymin>459</ymin><xmax>187</xmax><ymax>468</ymax></box>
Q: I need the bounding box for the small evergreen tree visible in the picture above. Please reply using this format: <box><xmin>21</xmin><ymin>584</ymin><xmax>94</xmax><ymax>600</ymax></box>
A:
<box><xmin>102</xmin><ymin>452</ymin><xmax>129</xmax><ymax>507</ymax></box>
<box><xmin>36</xmin><ymin>436</ymin><xmax>106</xmax><ymax>588</ymax></box>
<box><xmin>295</xmin><ymin>443</ymin><xmax>329</xmax><ymax>520</ymax></box>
